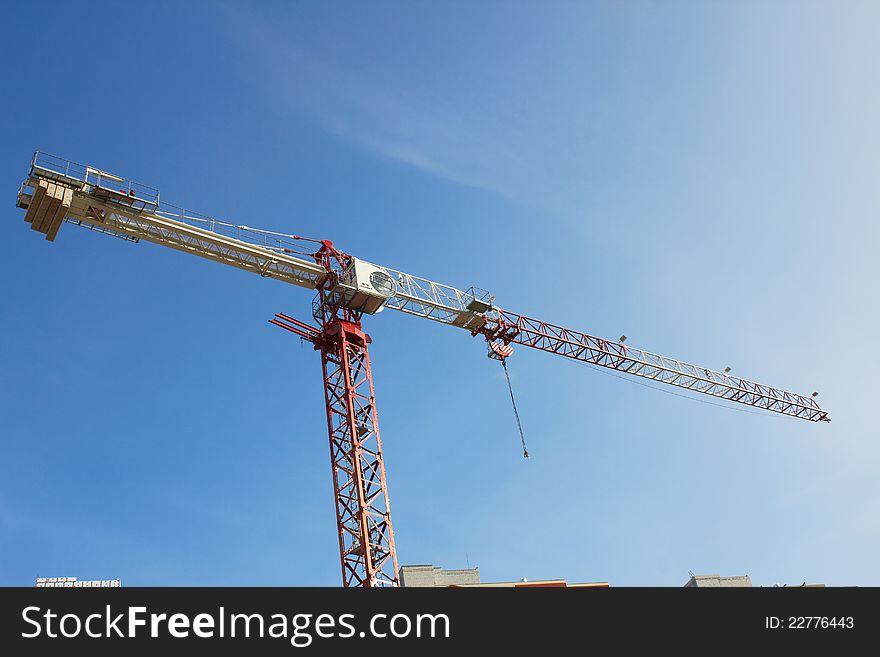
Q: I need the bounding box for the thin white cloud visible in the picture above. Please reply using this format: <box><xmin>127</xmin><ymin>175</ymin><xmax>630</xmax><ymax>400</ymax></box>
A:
<box><xmin>328</xmin><ymin>122</ymin><xmax>491</xmax><ymax>192</ymax></box>
<box><xmin>220</xmin><ymin>8</ymin><xmax>564</xmax><ymax>210</ymax></box>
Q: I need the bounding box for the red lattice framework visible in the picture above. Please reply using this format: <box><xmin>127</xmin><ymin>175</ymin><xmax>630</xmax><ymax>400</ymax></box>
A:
<box><xmin>270</xmin><ymin>240</ymin><xmax>399</xmax><ymax>587</ymax></box>
<box><xmin>478</xmin><ymin>308</ymin><xmax>829</xmax><ymax>422</ymax></box>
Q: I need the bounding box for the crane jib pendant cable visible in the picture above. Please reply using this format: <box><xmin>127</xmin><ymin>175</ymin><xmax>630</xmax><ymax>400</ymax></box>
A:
<box><xmin>501</xmin><ymin>359</ymin><xmax>529</xmax><ymax>459</ymax></box>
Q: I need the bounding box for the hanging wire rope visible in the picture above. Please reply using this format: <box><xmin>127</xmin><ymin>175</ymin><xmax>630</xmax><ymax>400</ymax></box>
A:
<box><xmin>501</xmin><ymin>359</ymin><xmax>529</xmax><ymax>458</ymax></box>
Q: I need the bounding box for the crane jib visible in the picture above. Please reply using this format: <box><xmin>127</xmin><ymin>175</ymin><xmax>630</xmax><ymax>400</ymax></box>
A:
<box><xmin>16</xmin><ymin>151</ymin><xmax>830</xmax><ymax>424</ymax></box>
<box><xmin>478</xmin><ymin>309</ymin><xmax>830</xmax><ymax>423</ymax></box>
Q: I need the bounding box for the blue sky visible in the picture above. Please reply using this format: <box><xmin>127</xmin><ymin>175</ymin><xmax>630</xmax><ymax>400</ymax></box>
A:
<box><xmin>1</xmin><ymin>1</ymin><xmax>877</xmax><ymax>587</ymax></box>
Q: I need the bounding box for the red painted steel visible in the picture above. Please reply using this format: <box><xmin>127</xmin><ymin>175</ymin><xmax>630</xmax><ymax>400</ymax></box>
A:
<box><xmin>270</xmin><ymin>239</ymin><xmax>399</xmax><ymax>587</ymax></box>
<box><xmin>271</xmin><ymin>312</ymin><xmax>399</xmax><ymax>587</ymax></box>
<box><xmin>476</xmin><ymin>308</ymin><xmax>829</xmax><ymax>422</ymax></box>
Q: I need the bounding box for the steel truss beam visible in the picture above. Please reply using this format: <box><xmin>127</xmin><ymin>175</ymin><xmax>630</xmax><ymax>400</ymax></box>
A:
<box><xmin>271</xmin><ymin>313</ymin><xmax>399</xmax><ymax>587</ymax></box>
<box><xmin>480</xmin><ymin>309</ymin><xmax>830</xmax><ymax>422</ymax></box>
<box><xmin>71</xmin><ymin>199</ymin><xmax>325</xmax><ymax>288</ymax></box>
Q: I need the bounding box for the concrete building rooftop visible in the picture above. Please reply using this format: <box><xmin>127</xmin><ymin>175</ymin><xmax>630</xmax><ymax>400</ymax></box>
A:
<box><xmin>684</xmin><ymin>574</ymin><xmax>753</xmax><ymax>588</ymax></box>
<box><xmin>684</xmin><ymin>573</ymin><xmax>825</xmax><ymax>587</ymax></box>
<box><xmin>399</xmin><ymin>564</ymin><xmax>607</xmax><ymax>588</ymax></box>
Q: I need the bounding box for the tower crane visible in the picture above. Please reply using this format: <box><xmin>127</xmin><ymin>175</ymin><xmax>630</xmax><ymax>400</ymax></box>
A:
<box><xmin>15</xmin><ymin>152</ymin><xmax>830</xmax><ymax>588</ymax></box>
